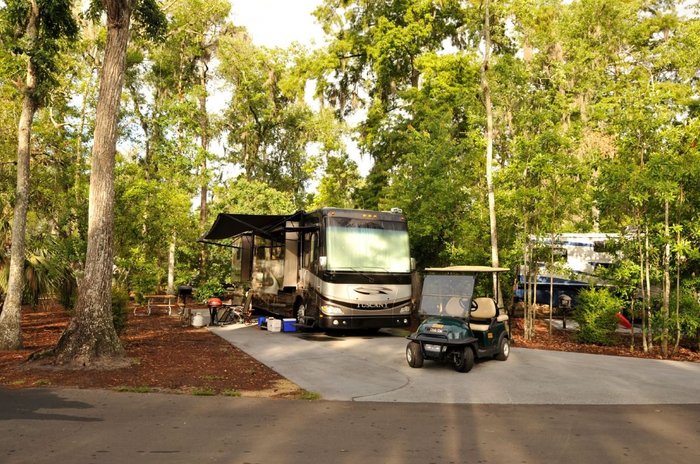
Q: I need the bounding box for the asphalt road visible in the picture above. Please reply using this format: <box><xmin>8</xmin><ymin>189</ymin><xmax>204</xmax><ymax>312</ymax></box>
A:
<box><xmin>211</xmin><ymin>324</ymin><xmax>700</xmax><ymax>404</ymax></box>
<box><xmin>1</xmin><ymin>388</ymin><xmax>699</xmax><ymax>464</ymax></box>
<box><xmin>3</xmin><ymin>324</ymin><xmax>699</xmax><ymax>463</ymax></box>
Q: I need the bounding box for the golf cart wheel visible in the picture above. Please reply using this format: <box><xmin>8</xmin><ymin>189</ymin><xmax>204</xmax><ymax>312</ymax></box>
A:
<box><xmin>406</xmin><ymin>341</ymin><xmax>424</xmax><ymax>368</ymax></box>
<box><xmin>495</xmin><ymin>335</ymin><xmax>510</xmax><ymax>361</ymax></box>
<box><xmin>453</xmin><ymin>346</ymin><xmax>474</xmax><ymax>373</ymax></box>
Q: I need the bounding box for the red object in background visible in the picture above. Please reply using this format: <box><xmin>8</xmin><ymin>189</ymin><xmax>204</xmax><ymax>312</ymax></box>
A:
<box><xmin>207</xmin><ymin>298</ymin><xmax>222</xmax><ymax>307</ymax></box>
<box><xmin>616</xmin><ymin>312</ymin><xmax>632</xmax><ymax>329</ymax></box>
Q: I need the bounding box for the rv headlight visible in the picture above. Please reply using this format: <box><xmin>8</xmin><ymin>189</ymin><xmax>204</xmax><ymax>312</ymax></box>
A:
<box><xmin>321</xmin><ymin>305</ymin><xmax>343</xmax><ymax>316</ymax></box>
<box><xmin>399</xmin><ymin>306</ymin><xmax>411</xmax><ymax>314</ymax></box>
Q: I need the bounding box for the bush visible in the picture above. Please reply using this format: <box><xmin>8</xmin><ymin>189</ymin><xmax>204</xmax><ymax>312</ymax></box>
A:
<box><xmin>194</xmin><ymin>279</ymin><xmax>225</xmax><ymax>303</ymax></box>
<box><xmin>670</xmin><ymin>289</ymin><xmax>700</xmax><ymax>346</ymax></box>
<box><xmin>57</xmin><ymin>271</ymin><xmax>78</xmax><ymax>311</ymax></box>
<box><xmin>112</xmin><ymin>287</ymin><xmax>130</xmax><ymax>335</ymax></box>
<box><xmin>573</xmin><ymin>288</ymin><xmax>622</xmax><ymax>345</ymax></box>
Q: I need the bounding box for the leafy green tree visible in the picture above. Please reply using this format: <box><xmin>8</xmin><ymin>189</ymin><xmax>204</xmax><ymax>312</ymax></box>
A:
<box><xmin>218</xmin><ymin>37</ymin><xmax>340</xmax><ymax>206</ymax></box>
<box><xmin>119</xmin><ymin>0</ymin><xmax>232</xmax><ymax>294</ymax></box>
<box><xmin>379</xmin><ymin>51</ymin><xmax>486</xmax><ymax>267</ymax></box>
<box><xmin>156</xmin><ymin>0</ymin><xmax>232</xmax><ymax>230</ymax></box>
<box><xmin>591</xmin><ymin>0</ymin><xmax>696</xmax><ymax>356</ymax></box>
<box><xmin>209</xmin><ymin>177</ymin><xmax>296</xmax><ymax>217</ymax></box>
<box><xmin>0</xmin><ymin>0</ymin><xmax>78</xmax><ymax>350</ymax></box>
<box><xmin>314</xmin><ymin>0</ymin><xmax>467</xmax><ymax>208</ymax></box>
<box><xmin>311</xmin><ymin>153</ymin><xmax>362</xmax><ymax>209</ymax></box>
<box><xmin>53</xmin><ymin>0</ymin><xmax>165</xmax><ymax>367</ymax></box>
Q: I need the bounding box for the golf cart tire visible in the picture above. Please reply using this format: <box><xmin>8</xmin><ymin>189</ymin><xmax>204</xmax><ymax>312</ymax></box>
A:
<box><xmin>454</xmin><ymin>346</ymin><xmax>475</xmax><ymax>373</ymax></box>
<box><xmin>406</xmin><ymin>341</ymin><xmax>424</xmax><ymax>368</ymax></box>
<box><xmin>495</xmin><ymin>334</ymin><xmax>510</xmax><ymax>361</ymax></box>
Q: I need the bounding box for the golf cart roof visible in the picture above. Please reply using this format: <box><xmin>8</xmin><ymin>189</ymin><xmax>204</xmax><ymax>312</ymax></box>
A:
<box><xmin>425</xmin><ymin>266</ymin><xmax>509</xmax><ymax>273</ymax></box>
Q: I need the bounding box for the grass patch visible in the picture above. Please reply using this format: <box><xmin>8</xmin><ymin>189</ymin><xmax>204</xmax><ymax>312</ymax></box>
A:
<box><xmin>113</xmin><ymin>386</ymin><xmax>155</xmax><ymax>393</ymax></box>
<box><xmin>192</xmin><ymin>388</ymin><xmax>216</xmax><ymax>396</ymax></box>
<box><xmin>33</xmin><ymin>379</ymin><xmax>51</xmax><ymax>386</ymax></box>
<box><xmin>10</xmin><ymin>379</ymin><xmax>26</xmax><ymax>386</ymax></box>
<box><xmin>297</xmin><ymin>390</ymin><xmax>321</xmax><ymax>401</ymax></box>
<box><xmin>222</xmin><ymin>389</ymin><xmax>241</xmax><ymax>397</ymax></box>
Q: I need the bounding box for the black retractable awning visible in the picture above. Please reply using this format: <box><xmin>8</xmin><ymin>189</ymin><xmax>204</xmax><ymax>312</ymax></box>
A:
<box><xmin>199</xmin><ymin>212</ymin><xmax>303</xmax><ymax>242</ymax></box>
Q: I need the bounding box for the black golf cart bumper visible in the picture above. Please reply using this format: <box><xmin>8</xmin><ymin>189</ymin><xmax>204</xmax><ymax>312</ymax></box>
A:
<box><xmin>407</xmin><ymin>333</ymin><xmax>478</xmax><ymax>361</ymax></box>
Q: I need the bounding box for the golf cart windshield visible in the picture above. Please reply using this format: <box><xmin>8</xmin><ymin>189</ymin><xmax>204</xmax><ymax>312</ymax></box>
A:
<box><xmin>419</xmin><ymin>274</ymin><xmax>476</xmax><ymax>318</ymax></box>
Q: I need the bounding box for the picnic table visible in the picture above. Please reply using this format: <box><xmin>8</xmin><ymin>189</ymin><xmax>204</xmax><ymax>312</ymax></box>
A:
<box><xmin>135</xmin><ymin>294</ymin><xmax>177</xmax><ymax>316</ymax></box>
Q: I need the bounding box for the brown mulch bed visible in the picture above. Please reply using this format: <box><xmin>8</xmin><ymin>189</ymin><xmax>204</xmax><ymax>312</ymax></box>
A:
<box><xmin>0</xmin><ymin>303</ymin><xmax>302</xmax><ymax>397</ymax></box>
<box><xmin>510</xmin><ymin>318</ymin><xmax>700</xmax><ymax>362</ymax></box>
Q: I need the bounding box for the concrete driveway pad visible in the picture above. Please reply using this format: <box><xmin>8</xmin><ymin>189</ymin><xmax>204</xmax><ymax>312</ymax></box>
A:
<box><xmin>211</xmin><ymin>325</ymin><xmax>700</xmax><ymax>404</ymax></box>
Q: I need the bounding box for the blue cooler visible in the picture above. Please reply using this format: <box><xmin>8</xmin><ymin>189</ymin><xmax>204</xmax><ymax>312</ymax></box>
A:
<box><xmin>282</xmin><ymin>318</ymin><xmax>296</xmax><ymax>332</ymax></box>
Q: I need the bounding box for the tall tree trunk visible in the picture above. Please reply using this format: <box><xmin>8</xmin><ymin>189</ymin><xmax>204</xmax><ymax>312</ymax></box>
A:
<box><xmin>167</xmin><ymin>233</ymin><xmax>176</xmax><ymax>295</ymax></box>
<box><xmin>481</xmin><ymin>0</ymin><xmax>501</xmax><ymax>303</ymax></box>
<box><xmin>661</xmin><ymin>200</ymin><xmax>670</xmax><ymax>357</ymax></box>
<box><xmin>197</xmin><ymin>60</ymin><xmax>209</xmax><ymax>269</ymax></box>
<box><xmin>645</xmin><ymin>228</ymin><xmax>653</xmax><ymax>351</ymax></box>
<box><xmin>53</xmin><ymin>0</ymin><xmax>135</xmax><ymax>366</ymax></box>
<box><xmin>0</xmin><ymin>1</ymin><xmax>40</xmax><ymax>350</ymax></box>
<box><xmin>673</xmin><ymin>233</ymin><xmax>681</xmax><ymax>355</ymax></box>
<box><xmin>549</xmin><ymin>237</ymin><xmax>554</xmax><ymax>337</ymax></box>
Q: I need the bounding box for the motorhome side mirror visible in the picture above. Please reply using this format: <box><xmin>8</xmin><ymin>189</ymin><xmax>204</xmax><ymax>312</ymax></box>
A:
<box><xmin>319</xmin><ymin>256</ymin><xmax>327</xmax><ymax>270</ymax></box>
<box><xmin>410</xmin><ymin>257</ymin><xmax>416</xmax><ymax>271</ymax></box>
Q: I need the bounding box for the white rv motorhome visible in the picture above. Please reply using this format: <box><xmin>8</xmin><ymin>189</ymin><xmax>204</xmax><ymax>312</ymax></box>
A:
<box><xmin>200</xmin><ymin>208</ymin><xmax>414</xmax><ymax>330</ymax></box>
<box><xmin>516</xmin><ymin>233</ymin><xmax>619</xmax><ymax>307</ymax></box>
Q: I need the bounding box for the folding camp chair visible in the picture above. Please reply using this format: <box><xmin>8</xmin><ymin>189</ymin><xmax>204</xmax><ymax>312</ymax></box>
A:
<box><xmin>218</xmin><ymin>290</ymin><xmax>254</xmax><ymax>325</ymax></box>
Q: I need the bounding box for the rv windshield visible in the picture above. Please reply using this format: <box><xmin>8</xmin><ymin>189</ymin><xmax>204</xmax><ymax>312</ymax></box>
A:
<box><xmin>419</xmin><ymin>274</ymin><xmax>476</xmax><ymax>317</ymax></box>
<box><xmin>325</xmin><ymin>217</ymin><xmax>411</xmax><ymax>273</ymax></box>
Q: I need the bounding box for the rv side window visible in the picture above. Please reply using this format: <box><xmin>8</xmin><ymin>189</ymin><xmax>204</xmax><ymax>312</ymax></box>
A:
<box><xmin>310</xmin><ymin>233</ymin><xmax>318</xmax><ymax>264</ymax></box>
<box><xmin>303</xmin><ymin>232</ymin><xmax>318</xmax><ymax>267</ymax></box>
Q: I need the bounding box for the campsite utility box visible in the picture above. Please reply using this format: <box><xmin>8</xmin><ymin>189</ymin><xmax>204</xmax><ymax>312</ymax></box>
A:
<box><xmin>268</xmin><ymin>318</ymin><xmax>282</xmax><ymax>332</ymax></box>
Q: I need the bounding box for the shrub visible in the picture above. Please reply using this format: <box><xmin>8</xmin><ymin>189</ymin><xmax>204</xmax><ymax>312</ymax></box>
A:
<box><xmin>57</xmin><ymin>271</ymin><xmax>78</xmax><ymax>311</ymax></box>
<box><xmin>670</xmin><ymin>289</ymin><xmax>700</xmax><ymax>346</ymax></box>
<box><xmin>112</xmin><ymin>286</ymin><xmax>130</xmax><ymax>335</ymax></box>
<box><xmin>194</xmin><ymin>279</ymin><xmax>225</xmax><ymax>303</ymax></box>
<box><xmin>573</xmin><ymin>288</ymin><xmax>622</xmax><ymax>345</ymax></box>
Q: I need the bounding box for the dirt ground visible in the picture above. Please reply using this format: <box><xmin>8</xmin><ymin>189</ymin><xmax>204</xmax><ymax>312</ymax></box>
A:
<box><xmin>0</xmin><ymin>303</ymin><xmax>302</xmax><ymax>398</ymax></box>
<box><xmin>510</xmin><ymin>318</ymin><xmax>700</xmax><ymax>362</ymax></box>
<box><xmin>0</xmin><ymin>304</ymin><xmax>698</xmax><ymax>397</ymax></box>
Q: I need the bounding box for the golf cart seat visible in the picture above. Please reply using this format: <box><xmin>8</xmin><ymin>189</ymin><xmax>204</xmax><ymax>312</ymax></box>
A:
<box><xmin>444</xmin><ymin>297</ymin><xmax>466</xmax><ymax>317</ymax></box>
<box><xmin>470</xmin><ymin>297</ymin><xmax>498</xmax><ymax>331</ymax></box>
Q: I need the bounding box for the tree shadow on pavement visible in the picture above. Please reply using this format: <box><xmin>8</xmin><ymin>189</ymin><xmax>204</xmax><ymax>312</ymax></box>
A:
<box><xmin>0</xmin><ymin>389</ymin><xmax>101</xmax><ymax>422</ymax></box>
